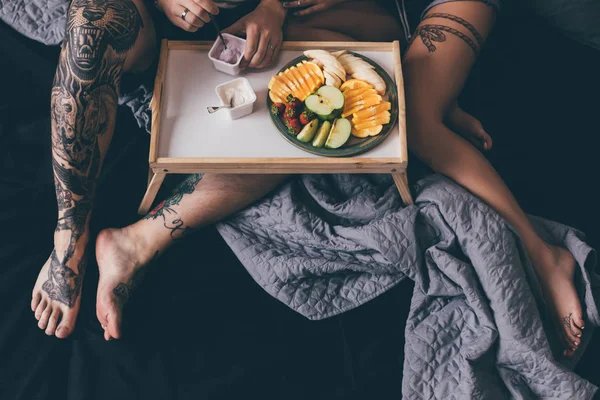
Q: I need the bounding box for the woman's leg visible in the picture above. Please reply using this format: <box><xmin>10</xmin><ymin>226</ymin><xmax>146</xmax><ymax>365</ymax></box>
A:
<box><xmin>31</xmin><ymin>0</ymin><xmax>157</xmax><ymax>339</ymax></box>
<box><xmin>287</xmin><ymin>0</ymin><xmax>404</xmax><ymax>42</ymax></box>
<box><xmin>403</xmin><ymin>2</ymin><xmax>583</xmax><ymax>356</ymax></box>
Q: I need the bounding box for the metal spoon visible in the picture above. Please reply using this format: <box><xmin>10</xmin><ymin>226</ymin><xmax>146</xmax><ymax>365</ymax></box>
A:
<box><xmin>207</xmin><ymin>98</ymin><xmax>233</xmax><ymax>114</ymax></box>
<box><xmin>210</xmin><ymin>15</ymin><xmax>227</xmax><ymax>50</ymax></box>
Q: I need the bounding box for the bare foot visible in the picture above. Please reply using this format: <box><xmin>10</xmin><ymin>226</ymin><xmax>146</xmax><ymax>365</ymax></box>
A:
<box><xmin>532</xmin><ymin>244</ymin><xmax>584</xmax><ymax>357</ymax></box>
<box><xmin>31</xmin><ymin>230</ymin><xmax>88</xmax><ymax>339</ymax></box>
<box><xmin>96</xmin><ymin>227</ymin><xmax>158</xmax><ymax>340</ymax></box>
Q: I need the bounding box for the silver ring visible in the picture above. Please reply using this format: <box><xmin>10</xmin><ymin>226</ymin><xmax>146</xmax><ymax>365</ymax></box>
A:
<box><xmin>268</xmin><ymin>44</ymin><xmax>275</xmax><ymax>50</ymax></box>
<box><xmin>297</xmin><ymin>0</ymin><xmax>300</xmax><ymax>6</ymax></box>
<box><xmin>181</xmin><ymin>8</ymin><xmax>189</xmax><ymax>20</ymax></box>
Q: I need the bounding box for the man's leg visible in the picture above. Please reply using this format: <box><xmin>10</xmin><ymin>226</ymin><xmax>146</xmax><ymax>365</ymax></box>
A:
<box><xmin>95</xmin><ymin>26</ymin><xmax>357</xmax><ymax>341</ymax></box>
<box><xmin>31</xmin><ymin>0</ymin><xmax>156</xmax><ymax>339</ymax></box>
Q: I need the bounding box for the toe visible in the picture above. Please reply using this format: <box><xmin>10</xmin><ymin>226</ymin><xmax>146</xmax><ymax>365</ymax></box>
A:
<box><xmin>35</xmin><ymin>299</ymin><xmax>47</xmax><ymax>320</ymax></box>
<box><xmin>38</xmin><ymin>304</ymin><xmax>52</xmax><ymax>330</ymax></box>
<box><xmin>573</xmin><ymin>315</ymin><xmax>585</xmax><ymax>331</ymax></box>
<box><xmin>104</xmin><ymin>330</ymin><xmax>111</xmax><ymax>341</ymax></box>
<box><xmin>56</xmin><ymin>315</ymin><xmax>76</xmax><ymax>339</ymax></box>
<box><xmin>45</xmin><ymin>309</ymin><xmax>61</xmax><ymax>336</ymax></box>
<box><xmin>107</xmin><ymin>309</ymin><xmax>122</xmax><ymax>340</ymax></box>
<box><xmin>31</xmin><ymin>292</ymin><xmax>41</xmax><ymax>312</ymax></box>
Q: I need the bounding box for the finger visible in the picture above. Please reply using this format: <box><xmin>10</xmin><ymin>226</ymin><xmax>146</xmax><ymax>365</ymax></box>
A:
<box><xmin>249</xmin><ymin>31</ymin><xmax>270</xmax><ymax>68</ymax></box>
<box><xmin>282</xmin><ymin>0</ymin><xmax>315</xmax><ymax>8</ymax></box>
<box><xmin>170</xmin><ymin>12</ymin><xmax>199</xmax><ymax>33</ymax></box>
<box><xmin>294</xmin><ymin>4</ymin><xmax>326</xmax><ymax>17</ymax></box>
<box><xmin>194</xmin><ymin>0</ymin><xmax>220</xmax><ymax>16</ymax></box>
<box><xmin>258</xmin><ymin>34</ymin><xmax>281</xmax><ymax>69</ymax></box>
<box><xmin>183</xmin><ymin>2</ymin><xmax>209</xmax><ymax>26</ymax></box>
<box><xmin>241</xmin><ymin>24</ymin><xmax>259</xmax><ymax>69</ymax></box>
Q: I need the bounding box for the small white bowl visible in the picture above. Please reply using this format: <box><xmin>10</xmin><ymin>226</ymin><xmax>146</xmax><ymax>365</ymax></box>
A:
<box><xmin>215</xmin><ymin>77</ymin><xmax>256</xmax><ymax>120</ymax></box>
<box><xmin>208</xmin><ymin>33</ymin><xmax>246</xmax><ymax>76</ymax></box>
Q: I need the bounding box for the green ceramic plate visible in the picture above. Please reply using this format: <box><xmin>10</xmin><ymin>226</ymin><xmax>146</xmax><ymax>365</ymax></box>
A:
<box><xmin>267</xmin><ymin>52</ymin><xmax>398</xmax><ymax>157</ymax></box>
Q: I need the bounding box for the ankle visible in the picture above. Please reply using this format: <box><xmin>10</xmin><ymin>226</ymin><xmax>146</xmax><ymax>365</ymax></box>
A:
<box><xmin>121</xmin><ymin>223</ymin><xmax>163</xmax><ymax>265</ymax></box>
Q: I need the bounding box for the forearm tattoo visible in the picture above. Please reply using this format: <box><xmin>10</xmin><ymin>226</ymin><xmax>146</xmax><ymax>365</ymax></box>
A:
<box><xmin>411</xmin><ymin>24</ymin><xmax>479</xmax><ymax>55</ymax></box>
<box><xmin>45</xmin><ymin>0</ymin><xmax>143</xmax><ymax>307</ymax></box>
<box><xmin>144</xmin><ymin>174</ymin><xmax>203</xmax><ymax>240</ymax></box>
<box><xmin>112</xmin><ymin>251</ymin><xmax>159</xmax><ymax>306</ymax></box>
<box><xmin>422</xmin><ymin>13</ymin><xmax>484</xmax><ymax>48</ymax></box>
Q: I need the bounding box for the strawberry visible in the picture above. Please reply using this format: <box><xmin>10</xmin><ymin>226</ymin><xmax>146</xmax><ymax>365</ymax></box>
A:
<box><xmin>299</xmin><ymin>110</ymin><xmax>316</xmax><ymax>125</ymax></box>
<box><xmin>271</xmin><ymin>102</ymin><xmax>285</xmax><ymax>116</ymax></box>
<box><xmin>286</xmin><ymin>94</ymin><xmax>302</xmax><ymax>109</ymax></box>
<box><xmin>286</xmin><ymin>118</ymin><xmax>302</xmax><ymax>135</ymax></box>
<box><xmin>284</xmin><ymin>104</ymin><xmax>299</xmax><ymax>120</ymax></box>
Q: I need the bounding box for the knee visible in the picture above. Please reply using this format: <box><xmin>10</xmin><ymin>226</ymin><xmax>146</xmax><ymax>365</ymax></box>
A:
<box><xmin>63</xmin><ymin>0</ymin><xmax>154</xmax><ymax>79</ymax></box>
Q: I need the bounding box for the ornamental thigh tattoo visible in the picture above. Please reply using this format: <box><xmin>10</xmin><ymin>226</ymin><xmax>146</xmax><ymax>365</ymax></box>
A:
<box><xmin>409</xmin><ymin>12</ymin><xmax>484</xmax><ymax>55</ymax></box>
<box><xmin>45</xmin><ymin>0</ymin><xmax>143</xmax><ymax>307</ymax></box>
<box><xmin>143</xmin><ymin>174</ymin><xmax>203</xmax><ymax>240</ymax></box>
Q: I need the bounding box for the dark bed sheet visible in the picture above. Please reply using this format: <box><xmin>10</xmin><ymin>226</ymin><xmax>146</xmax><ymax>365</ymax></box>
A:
<box><xmin>1</xmin><ymin>16</ymin><xmax>599</xmax><ymax>400</ymax></box>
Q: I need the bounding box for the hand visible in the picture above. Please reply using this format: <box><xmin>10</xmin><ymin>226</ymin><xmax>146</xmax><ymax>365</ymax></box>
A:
<box><xmin>223</xmin><ymin>0</ymin><xmax>285</xmax><ymax>69</ymax></box>
<box><xmin>282</xmin><ymin>0</ymin><xmax>346</xmax><ymax>17</ymax></box>
<box><xmin>446</xmin><ymin>104</ymin><xmax>493</xmax><ymax>151</ymax></box>
<box><xmin>157</xmin><ymin>0</ymin><xmax>220</xmax><ymax>32</ymax></box>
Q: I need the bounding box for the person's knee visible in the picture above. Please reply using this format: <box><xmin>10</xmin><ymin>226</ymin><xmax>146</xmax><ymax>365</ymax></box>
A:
<box><xmin>63</xmin><ymin>0</ymin><xmax>155</xmax><ymax>80</ymax></box>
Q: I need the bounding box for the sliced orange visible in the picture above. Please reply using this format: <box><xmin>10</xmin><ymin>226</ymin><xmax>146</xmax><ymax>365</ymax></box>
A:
<box><xmin>343</xmin><ymin>94</ymin><xmax>382</xmax><ymax>115</ymax></box>
<box><xmin>302</xmin><ymin>61</ymin><xmax>325</xmax><ymax>87</ymax></box>
<box><xmin>287</xmin><ymin>67</ymin><xmax>310</xmax><ymax>99</ymax></box>
<box><xmin>296</xmin><ymin>63</ymin><xmax>317</xmax><ymax>89</ymax></box>
<box><xmin>353</xmin><ymin>115</ymin><xmax>390</xmax><ymax>130</ymax></box>
<box><xmin>269</xmin><ymin>90</ymin><xmax>284</xmax><ymax>104</ymax></box>
<box><xmin>345</xmin><ymin>89</ymin><xmax>379</xmax><ymax>107</ymax></box>
<box><xmin>353</xmin><ymin>111</ymin><xmax>391</xmax><ymax>125</ymax></box>
<box><xmin>278</xmin><ymin>71</ymin><xmax>303</xmax><ymax>100</ymax></box>
<box><xmin>352</xmin><ymin>102</ymin><xmax>391</xmax><ymax>120</ymax></box>
<box><xmin>344</xmin><ymin>87</ymin><xmax>376</xmax><ymax>101</ymax></box>
<box><xmin>342</xmin><ymin>98</ymin><xmax>382</xmax><ymax>118</ymax></box>
<box><xmin>352</xmin><ymin>125</ymin><xmax>383</xmax><ymax>138</ymax></box>
<box><xmin>341</xmin><ymin>79</ymin><xmax>372</xmax><ymax>92</ymax></box>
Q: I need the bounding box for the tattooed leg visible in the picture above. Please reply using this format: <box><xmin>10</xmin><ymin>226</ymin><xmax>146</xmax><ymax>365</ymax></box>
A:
<box><xmin>95</xmin><ymin>173</ymin><xmax>287</xmax><ymax>340</ymax></box>
<box><xmin>404</xmin><ymin>1</ymin><xmax>584</xmax><ymax>356</ymax></box>
<box><xmin>31</xmin><ymin>0</ymin><xmax>155</xmax><ymax>339</ymax></box>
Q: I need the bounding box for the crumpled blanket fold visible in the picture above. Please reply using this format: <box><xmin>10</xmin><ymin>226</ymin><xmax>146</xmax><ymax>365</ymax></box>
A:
<box><xmin>217</xmin><ymin>174</ymin><xmax>600</xmax><ymax>399</ymax></box>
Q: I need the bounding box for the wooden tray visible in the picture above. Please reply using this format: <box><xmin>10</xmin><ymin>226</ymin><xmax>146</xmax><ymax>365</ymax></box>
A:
<box><xmin>139</xmin><ymin>40</ymin><xmax>412</xmax><ymax>215</ymax></box>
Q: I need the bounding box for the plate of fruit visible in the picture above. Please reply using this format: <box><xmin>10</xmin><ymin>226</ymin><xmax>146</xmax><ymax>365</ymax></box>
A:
<box><xmin>268</xmin><ymin>49</ymin><xmax>398</xmax><ymax>157</ymax></box>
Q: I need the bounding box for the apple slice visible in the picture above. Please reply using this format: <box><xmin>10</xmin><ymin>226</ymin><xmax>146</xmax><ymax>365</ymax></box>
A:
<box><xmin>325</xmin><ymin>118</ymin><xmax>352</xmax><ymax>149</ymax></box>
<box><xmin>312</xmin><ymin>120</ymin><xmax>332</xmax><ymax>148</ymax></box>
<box><xmin>297</xmin><ymin>119</ymin><xmax>320</xmax><ymax>143</ymax></box>
<box><xmin>305</xmin><ymin>85</ymin><xmax>345</xmax><ymax>121</ymax></box>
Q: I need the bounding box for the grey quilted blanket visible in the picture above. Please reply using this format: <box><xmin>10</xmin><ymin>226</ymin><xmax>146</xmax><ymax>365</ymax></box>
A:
<box><xmin>217</xmin><ymin>174</ymin><xmax>600</xmax><ymax>399</ymax></box>
<box><xmin>0</xmin><ymin>0</ymin><xmax>68</xmax><ymax>45</ymax></box>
